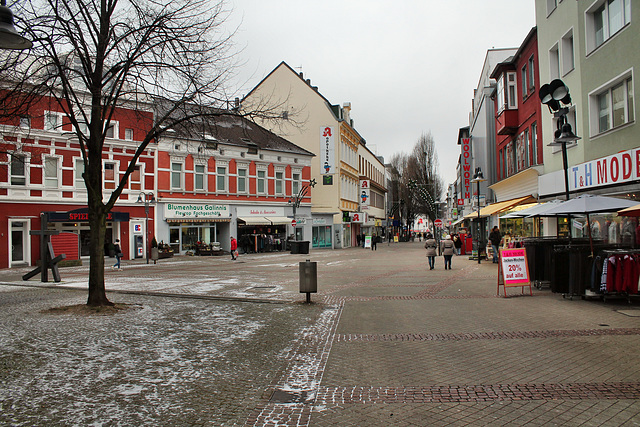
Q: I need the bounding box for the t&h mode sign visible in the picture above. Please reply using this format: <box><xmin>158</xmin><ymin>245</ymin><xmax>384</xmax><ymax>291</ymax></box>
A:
<box><xmin>164</xmin><ymin>203</ymin><xmax>229</xmax><ymax>219</ymax></box>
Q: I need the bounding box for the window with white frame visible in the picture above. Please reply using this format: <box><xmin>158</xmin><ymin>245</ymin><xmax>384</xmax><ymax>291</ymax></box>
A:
<box><xmin>104</xmin><ymin>162</ymin><xmax>117</xmax><ymax>189</ymax></box>
<box><xmin>44</xmin><ymin>111</ymin><xmax>61</xmax><ymax>131</ymax></box>
<box><xmin>237</xmin><ymin>167</ymin><xmax>247</xmax><ymax>193</ymax></box>
<box><xmin>292</xmin><ymin>172</ymin><xmax>301</xmax><ymax>196</ymax></box>
<box><xmin>531</xmin><ymin>122</ymin><xmax>538</xmax><ymax>165</ymax></box>
<box><xmin>521</xmin><ymin>65</ymin><xmax>528</xmax><ymax>98</ymax></box>
<box><xmin>105</xmin><ymin>121</ymin><xmax>118</xmax><ymax>138</ymax></box>
<box><xmin>130</xmin><ymin>164</ymin><xmax>142</xmax><ymax>191</ymax></box>
<box><xmin>506</xmin><ymin>72</ymin><xmax>517</xmax><ymax>109</ymax></box>
<box><xmin>561</xmin><ymin>30</ymin><xmax>574</xmax><ymax>75</ymax></box>
<box><xmin>528</xmin><ymin>56</ymin><xmax>535</xmax><ymax>91</ymax></box>
<box><xmin>19</xmin><ymin>116</ymin><xmax>30</xmax><ymax>128</ymax></box>
<box><xmin>549</xmin><ymin>44</ymin><xmax>560</xmax><ymax>80</ymax></box>
<box><xmin>124</xmin><ymin>128</ymin><xmax>134</xmax><ymax>141</ymax></box>
<box><xmin>275</xmin><ymin>171</ymin><xmax>284</xmax><ymax>195</ymax></box>
<box><xmin>194</xmin><ymin>164</ymin><xmax>206</xmax><ymax>191</ymax></box>
<box><xmin>75</xmin><ymin>158</ymin><xmax>85</xmax><ymax>188</ymax></box>
<box><xmin>586</xmin><ymin>0</ymin><xmax>631</xmax><ymax>53</ymax></box>
<box><xmin>496</xmin><ymin>74</ymin><xmax>505</xmax><ymax>112</ymax></box>
<box><xmin>171</xmin><ymin>162</ymin><xmax>183</xmax><ymax>190</ymax></box>
<box><xmin>44</xmin><ymin>157</ymin><xmax>59</xmax><ymax>188</ymax></box>
<box><xmin>257</xmin><ymin>169</ymin><xmax>266</xmax><ymax>194</ymax></box>
<box><xmin>552</xmin><ymin>107</ymin><xmax>578</xmax><ymax>153</ymax></box>
<box><xmin>216</xmin><ymin>166</ymin><xmax>227</xmax><ymax>192</ymax></box>
<box><xmin>592</xmin><ymin>75</ymin><xmax>634</xmax><ymax>134</ymax></box>
<box><xmin>10</xmin><ymin>154</ymin><xmax>27</xmax><ymax>185</ymax></box>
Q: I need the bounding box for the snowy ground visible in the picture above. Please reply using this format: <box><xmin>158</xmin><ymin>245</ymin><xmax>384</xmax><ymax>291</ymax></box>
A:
<box><xmin>0</xmin><ymin>286</ymin><xmax>325</xmax><ymax>426</ymax></box>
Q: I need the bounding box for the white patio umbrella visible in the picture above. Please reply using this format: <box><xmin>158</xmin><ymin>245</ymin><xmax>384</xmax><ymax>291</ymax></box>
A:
<box><xmin>541</xmin><ymin>195</ymin><xmax>638</xmax><ymax>256</ymax></box>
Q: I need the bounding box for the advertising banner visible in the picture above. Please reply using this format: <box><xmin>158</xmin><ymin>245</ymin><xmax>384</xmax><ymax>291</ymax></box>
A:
<box><xmin>320</xmin><ymin>126</ymin><xmax>335</xmax><ymax>175</ymax></box>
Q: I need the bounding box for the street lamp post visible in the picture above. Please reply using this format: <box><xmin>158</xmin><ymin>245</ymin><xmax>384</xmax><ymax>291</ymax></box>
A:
<box><xmin>471</xmin><ymin>167</ymin><xmax>486</xmax><ymax>264</ymax></box>
<box><xmin>288</xmin><ymin>179</ymin><xmax>316</xmax><ymax>240</ymax></box>
<box><xmin>0</xmin><ymin>0</ymin><xmax>32</xmax><ymax>50</ymax></box>
<box><xmin>539</xmin><ymin>79</ymin><xmax>580</xmax><ymax>201</ymax></box>
<box><xmin>136</xmin><ymin>192</ymin><xmax>155</xmax><ymax>264</ymax></box>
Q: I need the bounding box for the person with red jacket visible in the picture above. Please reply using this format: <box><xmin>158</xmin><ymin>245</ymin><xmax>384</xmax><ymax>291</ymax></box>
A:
<box><xmin>230</xmin><ymin>236</ymin><xmax>238</xmax><ymax>260</ymax></box>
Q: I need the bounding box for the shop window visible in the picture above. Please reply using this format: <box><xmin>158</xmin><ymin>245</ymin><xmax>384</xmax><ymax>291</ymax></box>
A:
<box><xmin>104</xmin><ymin>162</ymin><xmax>116</xmax><ymax>189</ymax></box>
<box><xmin>44</xmin><ymin>157</ymin><xmax>59</xmax><ymax>188</ymax></box>
<box><xmin>10</xmin><ymin>154</ymin><xmax>27</xmax><ymax>186</ymax></box>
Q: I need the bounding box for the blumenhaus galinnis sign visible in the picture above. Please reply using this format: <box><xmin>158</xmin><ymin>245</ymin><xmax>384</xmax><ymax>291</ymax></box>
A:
<box><xmin>164</xmin><ymin>203</ymin><xmax>230</xmax><ymax>219</ymax></box>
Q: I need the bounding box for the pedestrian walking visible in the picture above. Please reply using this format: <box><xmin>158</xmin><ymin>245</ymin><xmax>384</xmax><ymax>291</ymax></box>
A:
<box><xmin>230</xmin><ymin>236</ymin><xmax>238</xmax><ymax>260</ymax></box>
<box><xmin>424</xmin><ymin>233</ymin><xmax>437</xmax><ymax>270</ymax></box>
<box><xmin>489</xmin><ymin>226</ymin><xmax>502</xmax><ymax>264</ymax></box>
<box><xmin>112</xmin><ymin>239</ymin><xmax>122</xmax><ymax>270</ymax></box>
<box><xmin>371</xmin><ymin>234</ymin><xmax>378</xmax><ymax>250</ymax></box>
<box><xmin>441</xmin><ymin>235</ymin><xmax>455</xmax><ymax>270</ymax></box>
<box><xmin>453</xmin><ymin>234</ymin><xmax>462</xmax><ymax>255</ymax></box>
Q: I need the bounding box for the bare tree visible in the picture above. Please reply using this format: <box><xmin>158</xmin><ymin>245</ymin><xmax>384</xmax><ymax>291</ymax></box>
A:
<box><xmin>0</xmin><ymin>0</ymin><xmax>258</xmax><ymax>306</ymax></box>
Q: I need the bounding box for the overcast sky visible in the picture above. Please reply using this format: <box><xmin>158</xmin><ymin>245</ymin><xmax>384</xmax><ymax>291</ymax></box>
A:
<box><xmin>226</xmin><ymin>1</ymin><xmax>536</xmax><ymax>189</ymax></box>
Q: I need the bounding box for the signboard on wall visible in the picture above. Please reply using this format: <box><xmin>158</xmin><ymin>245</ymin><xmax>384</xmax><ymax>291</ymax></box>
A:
<box><xmin>320</xmin><ymin>126</ymin><xmax>335</xmax><ymax>175</ymax></box>
<box><xmin>164</xmin><ymin>203</ymin><xmax>229</xmax><ymax>219</ymax></box>
<box><xmin>360</xmin><ymin>179</ymin><xmax>370</xmax><ymax>208</ymax></box>
<box><xmin>461</xmin><ymin>137</ymin><xmax>472</xmax><ymax>201</ymax></box>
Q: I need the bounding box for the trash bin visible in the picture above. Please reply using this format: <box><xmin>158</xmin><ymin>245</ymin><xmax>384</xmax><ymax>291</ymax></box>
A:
<box><xmin>298</xmin><ymin>241</ymin><xmax>310</xmax><ymax>254</ymax></box>
<box><xmin>290</xmin><ymin>241</ymin><xmax>299</xmax><ymax>254</ymax></box>
<box><xmin>299</xmin><ymin>259</ymin><xmax>317</xmax><ymax>303</ymax></box>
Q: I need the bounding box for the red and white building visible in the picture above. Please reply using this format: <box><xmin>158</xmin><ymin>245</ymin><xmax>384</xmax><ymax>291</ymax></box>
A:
<box><xmin>0</xmin><ymin>96</ymin><xmax>156</xmax><ymax>268</ymax></box>
<box><xmin>0</xmin><ymin>97</ymin><xmax>313</xmax><ymax>268</ymax></box>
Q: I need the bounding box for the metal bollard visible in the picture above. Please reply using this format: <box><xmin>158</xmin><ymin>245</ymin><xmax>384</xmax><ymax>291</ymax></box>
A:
<box><xmin>299</xmin><ymin>259</ymin><xmax>317</xmax><ymax>303</ymax></box>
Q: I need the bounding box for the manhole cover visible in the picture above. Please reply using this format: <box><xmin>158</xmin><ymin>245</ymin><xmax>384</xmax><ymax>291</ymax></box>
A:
<box><xmin>270</xmin><ymin>389</ymin><xmax>308</xmax><ymax>403</ymax></box>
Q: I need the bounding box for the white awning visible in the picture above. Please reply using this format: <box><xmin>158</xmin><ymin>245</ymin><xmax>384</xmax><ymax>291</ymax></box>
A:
<box><xmin>238</xmin><ymin>217</ymin><xmax>272</xmax><ymax>225</ymax></box>
<box><xmin>265</xmin><ymin>216</ymin><xmax>292</xmax><ymax>225</ymax></box>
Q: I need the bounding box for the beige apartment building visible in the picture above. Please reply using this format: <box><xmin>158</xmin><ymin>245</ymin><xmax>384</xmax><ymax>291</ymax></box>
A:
<box><xmin>243</xmin><ymin>62</ymin><xmax>386</xmax><ymax>249</ymax></box>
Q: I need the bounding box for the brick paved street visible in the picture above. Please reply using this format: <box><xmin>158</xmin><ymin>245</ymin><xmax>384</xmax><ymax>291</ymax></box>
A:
<box><xmin>1</xmin><ymin>240</ymin><xmax>640</xmax><ymax>426</ymax></box>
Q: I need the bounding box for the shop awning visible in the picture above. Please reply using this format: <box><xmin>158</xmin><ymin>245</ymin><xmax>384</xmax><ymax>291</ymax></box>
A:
<box><xmin>264</xmin><ymin>216</ymin><xmax>292</xmax><ymax>225</ymax></box>
<box><xmin>238</xmin><ymin>217</ymin><xmax>272</xmax><ymax>225</ymax></box>
<box><xmin>450</xmin><ymin>217</ymin><xmax>466</xmax><ymax>227</ymax></box>
<box><xmin>464</xmin><ymin>195</ymin><xmax>535</xmax><ymax>219</ymax></box>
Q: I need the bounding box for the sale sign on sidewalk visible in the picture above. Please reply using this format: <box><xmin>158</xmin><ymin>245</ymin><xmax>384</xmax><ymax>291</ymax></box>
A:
<box><xmin>497</xmin><ymin>248</ymin><xmax>532</xmax><ymax>297</ymax></box>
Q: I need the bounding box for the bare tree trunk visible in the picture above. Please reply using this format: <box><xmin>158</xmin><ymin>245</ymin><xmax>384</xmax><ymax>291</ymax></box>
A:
<box><xmin>86</xmin><ymin>209</ymin><xmax>111</xmax><ymax>306</ymax></box>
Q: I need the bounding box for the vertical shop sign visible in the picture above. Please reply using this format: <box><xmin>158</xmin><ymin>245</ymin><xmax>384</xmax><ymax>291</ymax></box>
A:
<box><xmin>461</xmin><ymin>137</ymin><xmax>472</xmax><ymax>200</ymax></box>
<box><xmin>360</xmin><ymin>179</ymin><xmax>370</xmax><ymax>208</ymax></box>
<box><xmin>320</xmin><ymin>126</ymin><xmax>335</xmax><ymax>175</ymax></box>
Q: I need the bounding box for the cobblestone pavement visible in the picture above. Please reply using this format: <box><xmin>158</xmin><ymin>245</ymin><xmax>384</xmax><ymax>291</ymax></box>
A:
<box><xmin>1</xmin><ymin>241</ymin><xmax>640</xmax><ymax>426</ymax></box>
